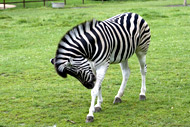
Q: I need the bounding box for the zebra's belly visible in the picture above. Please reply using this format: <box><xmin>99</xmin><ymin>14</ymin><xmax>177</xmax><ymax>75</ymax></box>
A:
<box><xmin>109</xmin><ymin>52</ymin><xmax>132</xmax><ymax>64</ymax></box>
<box><xmin>110</xmin><ymin>53</ymin><xmax>120</xmax><ymax>64</ymax></box>
<box><xmin>109</xmin><ymin>44</ymin><xmax>136</xmax><ymax>64</ymax></box>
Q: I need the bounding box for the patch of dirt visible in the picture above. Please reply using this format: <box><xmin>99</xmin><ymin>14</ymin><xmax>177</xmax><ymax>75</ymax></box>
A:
<box><xmin>71</xmin><ymin>6</ymin><xmax>89</xmax><ymax>9</ymax></box>
<box><xmin>0</xmin><ymin>4</ymin><xmax>16</xmax><ymax>9</ymax></box>
<box><xmin>166</xmin><ymin>4</ymin><xmax>190</xmax><ymax>7</ymax></box>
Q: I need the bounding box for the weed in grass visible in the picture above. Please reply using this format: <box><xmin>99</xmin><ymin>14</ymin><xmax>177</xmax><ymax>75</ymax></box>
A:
<box><xmin>0</xmin><ymin>15</ymin><xmax>12</xmax><ymax>20</ymax></box>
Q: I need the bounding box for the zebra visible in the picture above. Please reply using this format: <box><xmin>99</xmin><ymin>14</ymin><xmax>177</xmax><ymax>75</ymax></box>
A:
<box><xmin>50</xmin><ymin>12</ymin><xmax>151</xmax><ymax>123</ymax></box>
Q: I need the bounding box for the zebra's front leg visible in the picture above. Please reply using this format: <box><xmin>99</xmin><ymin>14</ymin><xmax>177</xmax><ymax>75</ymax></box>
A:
<box><xmin>114</xmin><ymin>61</ymin><xmax>130</xmax><ymax>104</ymax></box>
<box><xmin>86</xmin><ymin>81</ymin><xmax>104</xmax><ymax>123</ymax></box>
<box><xmin>94</xmin><ymin>87</ymin><xmax>103</xmax><ymax>112</ymax></box>
<box><xmin>86</xmin><ymin>64</ymin><xmax>108</xmax><ymax>123</ymax></box>
<box><xmin>86</xmin><ymin>86</ymin><xmax>99</xmax><ymax>123</ymax></box>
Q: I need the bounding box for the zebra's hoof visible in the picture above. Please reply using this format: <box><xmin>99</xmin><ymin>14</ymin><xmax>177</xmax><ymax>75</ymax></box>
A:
<box><xmin>113</xmin><ymin>97</ymin><xmax>122</xmax><ymax>104</ymax></box>
<box><xmin>95</xmin><ymin>107</ymin><xmax>101</xmax><ymax>112</ymax></box>
<box><xmin>139</xmin><ymin>95</ymin><xmax>146</xmax><ymax>101</ymax></box>
<box><xmin>85</xmin><ymin>116</ymin><xmax>94</xmax><ymax>123</ymax></box>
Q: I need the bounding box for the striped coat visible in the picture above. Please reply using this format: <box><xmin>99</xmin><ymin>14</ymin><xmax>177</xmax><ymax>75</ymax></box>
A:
<box><xmin>51</xmin><ymin>13</ymin><xmax>151</xmax><ymax>122</ymax></box>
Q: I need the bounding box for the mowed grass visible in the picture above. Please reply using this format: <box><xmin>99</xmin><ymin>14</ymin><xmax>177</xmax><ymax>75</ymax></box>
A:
<box><xmin>0</xmin><ymin>0</ymin><xmax>190</xmax><ymax>126</ymax></box>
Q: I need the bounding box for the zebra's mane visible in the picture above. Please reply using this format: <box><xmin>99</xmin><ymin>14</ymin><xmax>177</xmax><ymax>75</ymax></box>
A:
<box><xmin>56</xmin><ymin>19</ymin><xmax>100</xmax><ymax>63</ymax></box>
<box><xmin>63</xmin><ymin>19</ymin><xmax>100</xmax><ymax>39</ymax></box>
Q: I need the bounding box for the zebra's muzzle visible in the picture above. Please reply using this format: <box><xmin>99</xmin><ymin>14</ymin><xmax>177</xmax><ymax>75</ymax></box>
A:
<box><xmin>61</xmin><ymin>67</ymin><xmax>96</xmax><ymax>89</ymax></box>
<box><xmin>83</xmin><ymin>81</ymin><xmax>95</xmax><ymax>89</ymax></box>
<box><xmin>83</xmin><ymin>75</ymin><xmax>96</xmax><ymax>89</ymax></box>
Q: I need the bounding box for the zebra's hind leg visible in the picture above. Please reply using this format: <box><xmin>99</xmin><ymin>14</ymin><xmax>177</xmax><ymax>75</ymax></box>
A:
<box><xmin>113</xmin><ymin>60</ymin><xmax>130</xmax><ymax>104</ymax></box>
<box><xmin>136</xmin><ymin>51</ymin><xmax>147</xmax><ymax>101</ymax></box>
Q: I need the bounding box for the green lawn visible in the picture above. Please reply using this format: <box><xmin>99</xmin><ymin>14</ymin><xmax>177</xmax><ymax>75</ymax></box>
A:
<box><xmin>0</xmin><ymin>0</ymin><xmax>190</xmax><ymax>126</ymax></box>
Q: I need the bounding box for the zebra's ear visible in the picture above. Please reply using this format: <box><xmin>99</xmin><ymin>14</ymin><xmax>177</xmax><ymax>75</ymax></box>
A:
<box><xmin>50</xmin><ymin>58</ymin><xmax>55</xmax><ymax>65</ymax></box>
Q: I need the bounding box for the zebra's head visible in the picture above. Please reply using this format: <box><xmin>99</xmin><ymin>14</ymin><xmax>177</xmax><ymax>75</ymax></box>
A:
<box><xmin>51</xmin><ymin>19</ymin><xmax>100</xmax><ymax>89</ymax></box>
<box><xmin>51</xmin><ymin>57</ymin><xmax>96</xmax><ymax>89</ymax></box>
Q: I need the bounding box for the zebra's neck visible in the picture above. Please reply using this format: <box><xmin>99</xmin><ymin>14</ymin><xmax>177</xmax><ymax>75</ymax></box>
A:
<box><xmin>59</xmin><ymin>19</ymin><xmax>113</xmax><ymax>66</ymax></box>
<box><xmin>60</xmin><ymin>19</ymin><xmax>101</xmax><ymax>59</ymax></box>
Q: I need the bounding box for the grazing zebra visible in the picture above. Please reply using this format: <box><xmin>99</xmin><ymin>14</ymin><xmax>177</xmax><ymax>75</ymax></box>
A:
<box><xmin>50</xmin><ymin>13</ymin><xmax>151</xmax><ymax>123</ymax></box>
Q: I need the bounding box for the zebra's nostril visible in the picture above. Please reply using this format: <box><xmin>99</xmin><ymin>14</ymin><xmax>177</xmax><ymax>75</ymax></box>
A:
<box><xmin>92</xmin><ymin>75</ymin><xmax>96</xmax><ymax>82</ymax></box>
<box><xmin>83</xmin><ymin>81</ymin><xmax>95</xmax><ymax>89</ymax></box>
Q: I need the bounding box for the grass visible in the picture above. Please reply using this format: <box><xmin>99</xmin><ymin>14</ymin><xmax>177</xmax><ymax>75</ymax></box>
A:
<box><xmin>0</xmin><ymin>0</ymin><xmax>190</xmax><ymax>126</ymax></box>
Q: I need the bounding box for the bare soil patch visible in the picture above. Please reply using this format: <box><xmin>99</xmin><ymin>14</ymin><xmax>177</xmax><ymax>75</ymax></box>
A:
<box><xmin>166</xmin><ymin>4</ymin><xmax>190</xmax><ymax>7</ymax></box>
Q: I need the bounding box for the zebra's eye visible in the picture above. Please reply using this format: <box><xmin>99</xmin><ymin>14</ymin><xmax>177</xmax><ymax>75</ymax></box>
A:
<box><xmin>68</xmin><ymin>64</ymin><xmax>73</xmax><ymax>69</ymax></box>
<box><xmin>65</xmin><ymin>62</ymin><xmax>72</xmax><ymax>68</ymax></box>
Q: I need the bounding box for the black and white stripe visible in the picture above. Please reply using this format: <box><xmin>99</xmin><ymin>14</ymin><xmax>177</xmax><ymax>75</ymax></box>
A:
<box><xmin>53</xmin><ymin>12</ymin><xmax>150</xmax><ymax>88</ymax></box>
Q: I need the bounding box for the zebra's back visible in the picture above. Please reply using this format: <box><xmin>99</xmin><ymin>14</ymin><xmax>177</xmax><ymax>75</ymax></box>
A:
<box><xmin>101</xmin><ymin>13</ymin><xmax>151</xmax><ymax>63</ymax></box>
<box><xmin>54</xmin><ymin>13</ymin><xmax>151</xmax><ymax>67</ymax></box>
